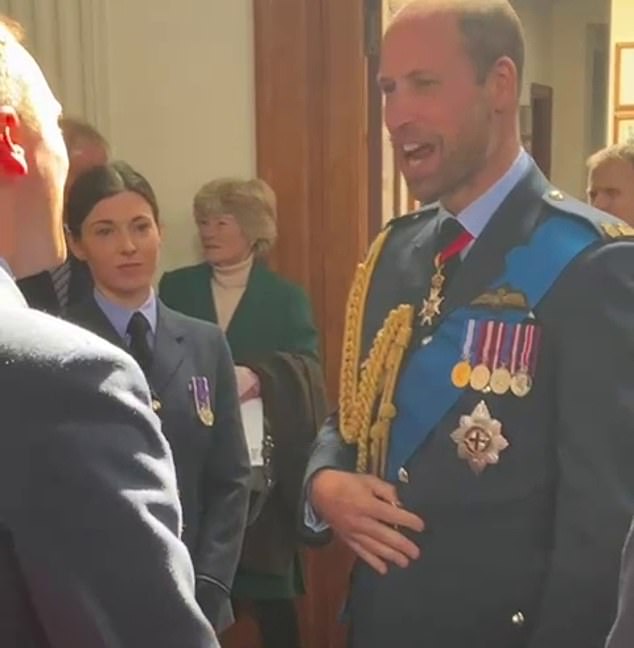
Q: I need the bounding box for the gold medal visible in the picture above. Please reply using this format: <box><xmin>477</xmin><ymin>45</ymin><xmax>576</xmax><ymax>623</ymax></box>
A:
<box><xmin>451</xmin><ymin>360</ymin><xmax>472</xmax><ymax>388</ymax></box>
<box><xmin>510</xmin><ymin>371</ymin><xmax>532</xmax><ymax>397</ymax></box>
<box><xmin>199</xmin><ymin>406</ymin><xmax>215</xmax><ymax>427</ymax></box>
<box><xmin>191</xmin><ymin>376</ymin><xmax>215</xmax><ymax>426</ymax></box>
<box><xmin>469</xmin><ymin>364</ymin><xmax>491</xmax><ymax>391</ymax></box>
<box><xmin>490</xmin><ymin>367</ymin><xmax>511</xmax><ymax>395</ymax></box>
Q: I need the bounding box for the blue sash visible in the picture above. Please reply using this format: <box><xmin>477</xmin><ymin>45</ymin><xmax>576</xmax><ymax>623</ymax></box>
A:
<box><xmin>385</xmin><ymin>215</ymin><xmax>599</xmax><ymax>481</ymax></box>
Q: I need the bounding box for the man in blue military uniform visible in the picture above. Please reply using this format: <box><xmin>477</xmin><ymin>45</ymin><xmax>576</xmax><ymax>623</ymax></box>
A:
<box><xmin>303</xmin><ymin>1</ymin><xmax>634</xmax><ymax>647</ymax></box>
<box><xmin>0</xmin><ymin>15</ymin><xmax>218</xmax><ymax>648</ymax></box>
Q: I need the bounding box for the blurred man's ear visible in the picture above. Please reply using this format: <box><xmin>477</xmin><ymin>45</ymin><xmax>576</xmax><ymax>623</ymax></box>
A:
<box><xmin>0</xmin><ymin>106</ymin><xmax>27</xmax><ymax>178</ymax></box>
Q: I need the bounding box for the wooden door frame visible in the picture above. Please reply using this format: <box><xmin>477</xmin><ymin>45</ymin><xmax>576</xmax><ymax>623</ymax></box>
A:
<box><xmin>530</xmin><ymin>83</ymin><xmax>553</xmax><ymax>179</ymax></box>
<box><xmin>253</xmin><ymin>0</ymin><xmax>371</xmax><ymax>402</ymax></box>
<box><xmin>249</xmin><ymin>3</ymin><xmax>371</xmax><ymax>648</ymax></box>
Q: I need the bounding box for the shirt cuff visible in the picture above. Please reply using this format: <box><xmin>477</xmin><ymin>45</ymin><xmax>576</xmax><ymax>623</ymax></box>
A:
<box><xmin>304</xmin><ymin>482</ymin><xmax>330</xmax><ymax>532</ymax></box>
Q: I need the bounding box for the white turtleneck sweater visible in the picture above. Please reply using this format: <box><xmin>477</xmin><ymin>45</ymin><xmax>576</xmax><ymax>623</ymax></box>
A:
<box><xmin>211</xmin><ymin>255</ymin><xmax>254</xmax><ymax>332</ymax></box>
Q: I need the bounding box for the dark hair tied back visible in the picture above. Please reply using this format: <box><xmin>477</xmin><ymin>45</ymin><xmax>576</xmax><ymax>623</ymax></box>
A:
<box><xmin>66</xmin><ymin>160</ymin><xmax>159</xmax><ymax>238</ymax></box>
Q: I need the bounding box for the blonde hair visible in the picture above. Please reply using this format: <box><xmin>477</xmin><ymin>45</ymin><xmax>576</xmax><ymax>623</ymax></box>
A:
<box><xmin>193</xmin><ymin>177</ymin><xmax>277</xmax><ymax>257</ymax></box>
<box><xmin>0</xmin><ymin>16</ymin><xmax>45</xmax><ymax>128</ymax></box>
<box><xmin>587</xmin><ymin>144</ymin><xmax>634</xmax><ymax>172</ymax></box>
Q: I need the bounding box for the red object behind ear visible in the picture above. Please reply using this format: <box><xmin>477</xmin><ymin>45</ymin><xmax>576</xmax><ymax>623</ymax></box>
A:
<box><xmin>0</xmin><ymin>106</ymin><xmax>27</xmax><ymax>177</ymax></box>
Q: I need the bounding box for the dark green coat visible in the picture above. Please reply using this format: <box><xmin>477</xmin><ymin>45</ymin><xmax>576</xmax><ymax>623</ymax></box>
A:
<box><xmin>159</xmin><ymin>260</ymin><xmax>319</xmax><ymax>600</ymax></box>
<box><xmin>159</xmin><ymin>262</ymin><xmax>318</xmax><ymax>363</ymax></box>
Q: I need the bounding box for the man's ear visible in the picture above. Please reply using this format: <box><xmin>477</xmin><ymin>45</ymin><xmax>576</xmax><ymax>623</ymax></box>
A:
<box><xmin>486</xmin><ymin>57</ymin><xmax>519</xmax><ymax>114</ymax></box>
<box><xmin>0</xmin><ymin>106</ymin><xmax>27</xmax><ymax>178</ymax></box>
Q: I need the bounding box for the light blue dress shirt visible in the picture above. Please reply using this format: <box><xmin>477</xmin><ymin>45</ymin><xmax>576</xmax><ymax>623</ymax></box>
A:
<box><xmin>438</xmin><ymin>148</ymin><xmax>531</xmax><ymax>258</ymax></box>
<box><xmin>94</xmin><ymin>287</ymin><xmax>157</xmax><ymax>348</ymax></box>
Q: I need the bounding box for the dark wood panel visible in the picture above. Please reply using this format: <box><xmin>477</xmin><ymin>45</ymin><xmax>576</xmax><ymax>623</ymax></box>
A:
<box><xmin>320</xmin><ymin>0</ymin><xmax>369</xmax><ymax>405</ymax></box>
<box><xmin>223</xmin><ymin>1</ymin><xmax>372</xmax><ymax>647</ymax></box>
<box><xmin>255</xmin><ymin>0</ymin><xmax>370</xmax><ymax>403</ymax></box>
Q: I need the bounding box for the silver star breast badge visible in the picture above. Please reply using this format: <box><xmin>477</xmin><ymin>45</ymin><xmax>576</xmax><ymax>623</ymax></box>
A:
<box><xmin>450</xmin><ymin>400</ymin><xmax>509</xmax><ymax>474</ymax></box>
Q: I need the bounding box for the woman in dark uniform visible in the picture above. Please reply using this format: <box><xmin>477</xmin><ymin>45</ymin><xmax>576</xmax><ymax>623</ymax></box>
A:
<box><xmin>64</xmin><ymin>161</ymin><xmax>250</xmax><ymax>634</ymax></box>
<box><xmin>159</xmin><ymin>177</ymin><xmax>327</xmax><ymax>648</ymax></box>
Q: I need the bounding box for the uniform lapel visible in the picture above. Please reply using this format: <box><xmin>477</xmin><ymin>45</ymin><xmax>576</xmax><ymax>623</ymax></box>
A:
<box><xmin>408</xmin><ymin>211</ymin><xmax>444</xmax><ymax>300</ymax></box>
<box><xmin>436</xmin><ymin>162</ymin><xmax>549</xmax><ymax>322</ymax></box>
<box><xmin>16</xmin><ymin>271</ymin><xmax>59</xmax><ymax>313</ymax></box>
<box><xmin>151</xmin><ymin>302</ymin><xmax>187</xmax><ymax>396</ymax></box>
<box><xmin>68</xmin><ymin>255</ymin><xmax>93</xmax><ymax>307</ymax></box>
<box><xmin>69</xmin><ymin>295</ymin><xmax>125</xmax><ymax>349</ymax></box>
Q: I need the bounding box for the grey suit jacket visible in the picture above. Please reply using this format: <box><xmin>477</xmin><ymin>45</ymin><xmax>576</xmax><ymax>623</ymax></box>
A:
<box><xmin>0</xmin><ymin>267</ymin><xmax>218</xmax><ymax>647</ymax></box>
<box><xmin>303</xmin><ymin>162</ymin><xmax>634</xmax><ymax>648</ymax></box>
<box><xmin>67</xmin><ymin>296</ymin><xmax>250</xmax><ymax>633</ymax></box>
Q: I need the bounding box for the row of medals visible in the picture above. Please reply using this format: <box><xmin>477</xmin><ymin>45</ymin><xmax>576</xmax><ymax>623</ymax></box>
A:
<box><xmin>450</xmin><ymin>359</ymin><xmax>532</xmax><ymax>397</ymax></box>
<box><xmin>420</xmin><ymin>250</ymin><xmax>533</xmax><ymax>398</ymax></box>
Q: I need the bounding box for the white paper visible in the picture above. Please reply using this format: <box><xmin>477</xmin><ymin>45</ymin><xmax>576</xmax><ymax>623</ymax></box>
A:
<box><xmin>241</xmin><ymin>397</ymin><xmax>264</xmax><ymax>466</ymax></box>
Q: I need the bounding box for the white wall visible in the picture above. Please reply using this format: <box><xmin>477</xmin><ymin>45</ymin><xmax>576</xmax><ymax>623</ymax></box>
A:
<box><xmin>512</xmin><ymin>0</ymin><xmax>610</xmax><ymax>199</ymax></box>
<box><xmin>0</xmin><ymin>0</ymin><xmax>256</xmax><ymax>274</ymax></box>
<box><xmin>513</xmin><ymin>0</ymin><xmax>553</xmax><ymax>106</ymax></box>
<box><xmin>550</xmin><ymin>0</ymin><xmax>610</xmax><ymax>198</ymax></box>
<box><xmin>105</xmin><ymin>1</ymin><xmax>256</xmax><ymax>273</ymax></box>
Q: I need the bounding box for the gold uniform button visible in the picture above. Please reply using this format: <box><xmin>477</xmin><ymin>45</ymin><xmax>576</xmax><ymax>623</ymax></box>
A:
<box><xmin>398</xmin><ymin>467</ymin><xmax>409</xmax><ymax>484</ymax></box>
<box><xmin>512</xmin><ymin>611</ymin><xmax>525</xmax><ymax>627</ymax></box>
<box><xmin>548</xmin><ymin>189</ymin><xmax>564</xmax><ymax>201</ymax></box>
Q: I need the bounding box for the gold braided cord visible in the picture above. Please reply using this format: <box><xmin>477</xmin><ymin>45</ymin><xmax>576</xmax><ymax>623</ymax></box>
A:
<box><xmin>339</xmin><ymin>228</ymin><xmax>390</xmax><ymax>443</ymax></box>
<box><xmin>368</xmin><ymin>319</ymin><xmax>412</xmax><ymax>476</ymax></box>
<box><xmin>338</xmin><ymin>226</ymin><xmax>415</xmax><ymax>477</ymax></box>
<box><xmin>358</xmin><ymin>305</ymin><xmax>413</xmax><ymax>474</ymax></box>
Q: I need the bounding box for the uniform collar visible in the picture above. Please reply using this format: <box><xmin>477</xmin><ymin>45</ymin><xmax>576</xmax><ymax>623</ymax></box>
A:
<box><xmin>93</xmin><ymin>287</ymin><xmax>157</xmax><ymax>339</ymax></box>
<box><xmin>439</xmin><ymin>149</ymin><xmax>531</xmax><ymax>240</ymax></box>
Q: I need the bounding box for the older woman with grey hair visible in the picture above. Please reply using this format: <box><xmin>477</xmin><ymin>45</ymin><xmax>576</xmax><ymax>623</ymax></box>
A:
<box><xmin>159</xmin><ymin>177</ymin><xmax>326</xmax><ymax>648</ymax></box>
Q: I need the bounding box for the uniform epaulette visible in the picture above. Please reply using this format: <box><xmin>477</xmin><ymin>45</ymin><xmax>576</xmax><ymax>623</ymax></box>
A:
<box><xmin>542</xmin><ymin>188</ymin><xmax>634</xmax><ymax>240</ymax></box>
<box><xmin>383</xmin><ymin>202</ymin><xmax>440</xmax><ymax>231</ymax></box>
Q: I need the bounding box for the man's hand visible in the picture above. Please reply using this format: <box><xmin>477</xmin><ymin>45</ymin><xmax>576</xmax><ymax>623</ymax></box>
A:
<box><xmin>310</xmin><ymin>469</ymin><xmax>424</xmax><ymax>575</ymax></box>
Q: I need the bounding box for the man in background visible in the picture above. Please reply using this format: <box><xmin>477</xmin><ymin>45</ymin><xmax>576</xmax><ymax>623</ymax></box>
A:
<box><xmin>0</xmin><ymin>15</ymin><xmax>218</xmax><ymax>648</ymax></box>
<box><xmin>17</xmin><ymin>117</ymin><xmax>108</xmax><ymax>313</ymax></box>
<box><xmin>587</xmin><ymin>144</ymin><xmax>634</xmax><ymax>225</ymax></box>
<box><xmin>60</xmin><ymin>117</ymin><xmax>110</xmax><ymax>193</ymax></box>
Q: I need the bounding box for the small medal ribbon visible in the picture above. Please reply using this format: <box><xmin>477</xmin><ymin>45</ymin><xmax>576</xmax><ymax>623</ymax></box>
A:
<box><xmin>195</xmin><ymin>376</ymin><xmax>210</xmax><ymax>404</ymax></box>
<box><xmin>462</xmin><ymin>319</ymin><xmax>476</xmax><ymax>361</ymax></box>
<box><xmin>520</xmin><ymin>324</ymin><xmax>534</xmax><ymax>371</ymax></box>
<box><xmin>500</xmin><ymin>322</ymin><xmax>513</xmax><ymax>368</ymax></box>
<box><xmin>481</xmin><ymin>320</ymin><xmax>495</xmax><ymax>368</ymax></box>
<box><xmin>510</xmin><ymin>323</ymin><xmax>522</xmax><ymax>374</ymax></box>
<box><xmin>435</xmin><ymin>230</ymin><xmax>475</xmax><ymax>268</ymax></box>
<box><xmin>192</xmin><ymin>376</ymin><xmax>214</xmax><ymax>426</ymax></box>
<box><xmin>491</xmin><ymin>322</ymin><xmax>504</xmax><ymax>370</ymax></box>
<box><xmin>530</xmin><ymin>326</ymin><xmax>541</xmax><ymax>375</ymax></box>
